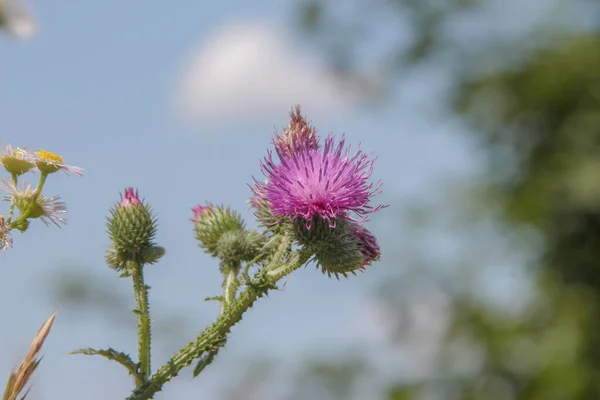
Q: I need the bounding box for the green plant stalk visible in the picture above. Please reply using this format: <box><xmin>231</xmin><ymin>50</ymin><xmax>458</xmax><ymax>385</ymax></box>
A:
<box><xmin>129</xmin><ymin>261</ymin><xmax>151</xmax><ymax>384</ymax></box>
<box><xmin>126</xmin><ymin>248</ymin><xmax>312</xmax><ymax>400</ymax></box>
<box><xmin>267</xmin><ymin>233</ymin><xmax>291</xmax><ymax>270</ymax></box>
<box><xmin>221</xmin><ymin>263</ymin><xmax>240</xmax><ymax>315</ymax></box>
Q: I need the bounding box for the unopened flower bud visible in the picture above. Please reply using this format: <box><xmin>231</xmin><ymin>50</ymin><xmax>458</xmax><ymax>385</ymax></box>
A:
<box><xmin>293</xmin><ymin>218</ymin><xmax>380</xmax><ymax>278</ymax></box>
<box><xmin>106</xmin><ymin>187</ymin><xmax>163</xmax><ymax>270</ymax></box>
<box><xmin>120</xmin><ymin>187</ymin><xmax>142</xmax><ymax>207</ymax></box>
<box><xmin>348</xmin><ymin>222</ymin><xmax>381</xmax><ymax>267</ymax></box>
<box><xmin>192</xmin><ymin>203</ymin><xmax>245</xmax><ymax>258</ymax></box>
<box><xmin>216</xmin><ymin>230</ymin><xmax>266</xmax><ymax>263</ymax></box>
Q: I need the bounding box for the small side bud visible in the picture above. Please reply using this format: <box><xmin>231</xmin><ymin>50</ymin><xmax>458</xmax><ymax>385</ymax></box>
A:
<box><xmin>347</xmin><ymin>222</ymin><xmax>381</xmax><ymax>267</ymax></box>
<box><xmin>293</xmin><ymin>218</ymin><xmax>381</xmax><ymax>278</ymax></box>
<box><xmin>106</xmin><ymin>188</ymin><xmax>162</xmax><ymax>270</ymax></box>
<box><xmin>105</xmin><ymin>244</ymin><xmax>124</xmax><ymax>271</ymax></box>
<box><xmin>216</xmin><ymin>230</ymin><xmax>266</xmax><ymax>263</ymax></box>
<box><xmin>192</xmin><ymin>203</ymin><xmax>245</xmax><ymax>258</ymax></box>
<box><xmin>141</xmin><ymin>245</ymin><xmax>166</xmax><ymax>265</ymax></box>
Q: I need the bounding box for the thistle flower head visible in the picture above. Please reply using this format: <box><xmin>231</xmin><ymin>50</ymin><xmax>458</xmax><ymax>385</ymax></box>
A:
<box><xmin>273</xmin><ymin>105</ymin><xmax>319</xmax><ymax>158</ymax></box>
<box><xmin>18</xmin><ymin>148</ymin><xmax>84</xmax><ymax>176</ymax></box>
<box><xmin>0</xmin><ymin>144</ymin><xmax>35</xmax><ymax>176</ymax></box>
<box><xmin>255</xmin><ymin>133</ymin><xmax>384</xmax><ymax>229</ymax></box>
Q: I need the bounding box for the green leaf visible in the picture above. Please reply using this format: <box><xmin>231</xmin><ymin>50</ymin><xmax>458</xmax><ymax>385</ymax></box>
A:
<box><xmin>204</xmin><ymin>295</ymin><xmax>224</xmax><ymax>303</ymax></box>
<box><xmin>192</xmin><ymin>346</ymin><xmax>223</xmax><ymax>377</ymax></box>
<box><xmin>70</xmin><ymin>347</ymin><xmax>142</xmax><ymax>386</ymax></box>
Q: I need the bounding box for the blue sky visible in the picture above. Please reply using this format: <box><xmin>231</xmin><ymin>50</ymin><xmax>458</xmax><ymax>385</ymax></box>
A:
<box><xmin>0</xmin><ymin>0</ymin><xmax>560</xmax><ymax>399</ymax></box>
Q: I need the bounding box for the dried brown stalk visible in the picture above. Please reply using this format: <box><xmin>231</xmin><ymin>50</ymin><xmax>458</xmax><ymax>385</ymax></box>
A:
<box><xmin>2</xmin><ymin>311</ymin><xmax>56</xmax><ymax>400</ymax></box>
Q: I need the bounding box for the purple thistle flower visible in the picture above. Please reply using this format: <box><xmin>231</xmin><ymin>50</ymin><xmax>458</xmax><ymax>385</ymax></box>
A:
<box><xmin>254</xmin><ymin>133</ymin><xmax>385</xmax><ymax>229</ymax></box>
<box><xmin>120</xmin><ymin>187</ymin><xmax>141</xmax><ymax>208</ymax></box>
<box><xmin>191</xmin><ymin>203</ymin><xmax>212</xmax><ymax>223</ymax></box>
<box><xmin>348</xmin><ymin>222</ymin><xmax>381</xmax><ymax>268</ymax></box>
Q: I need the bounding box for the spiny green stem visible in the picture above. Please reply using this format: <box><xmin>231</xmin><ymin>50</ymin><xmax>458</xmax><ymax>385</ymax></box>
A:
<box><xmin>267</xmin><ymin>233</ymin><xmax>291</xmax><ymax>271</ymax></box>
<box><xmin>126</xmin><ymin>249</ymin><xmax>312</xmax><ymax>400</ymax></box>
<box><xmin>129</xmin><ymin>261</ymin><xmax>151</xmax><ymax>384</ymax></box>
<box><xmin>221</xmin><ymin>263</ymin><xmax>240</xmax><ymax>315</ymax></box>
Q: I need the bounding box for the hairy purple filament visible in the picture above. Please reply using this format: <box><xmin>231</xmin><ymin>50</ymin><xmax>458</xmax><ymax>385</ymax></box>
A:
<box><xmin>254</xmin><ymin>134</ymin><xmax>384</xmax><ymax>229</ymax></box>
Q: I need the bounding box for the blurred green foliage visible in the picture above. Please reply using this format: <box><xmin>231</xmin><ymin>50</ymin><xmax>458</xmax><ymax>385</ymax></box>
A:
<box><xmin>266</xmin><ymin>1</ymin><xmax>600</xmax><ymax>399</ymax></box>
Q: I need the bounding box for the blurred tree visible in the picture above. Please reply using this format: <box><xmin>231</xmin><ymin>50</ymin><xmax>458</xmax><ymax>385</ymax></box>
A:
<box><xmin>237</xmin><ymin>0</ymin><xmax>600</xmax><ymax>399</ymax></box>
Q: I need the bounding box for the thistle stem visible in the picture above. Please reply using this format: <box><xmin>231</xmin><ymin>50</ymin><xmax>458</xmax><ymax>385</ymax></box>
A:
<box><xmin>221</xmin><ymin>263</ymin><xmax>240</xmax><ymax>315</ymax></box>
<box><xmin>126</xmin><ymin>249</ymin><xmax>312</xmax><ymax>400</ymax></box>
<box><xmin>129</xmin><ymin>261</ymin><xmax>151</xmax><ymax>384</ymax></box>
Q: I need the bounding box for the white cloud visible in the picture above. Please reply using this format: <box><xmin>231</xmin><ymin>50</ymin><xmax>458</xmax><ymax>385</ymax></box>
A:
<box><xmin>175</xmin><ymin>21</ymin><xmax>357</xmax><ymax>125</ymax></box>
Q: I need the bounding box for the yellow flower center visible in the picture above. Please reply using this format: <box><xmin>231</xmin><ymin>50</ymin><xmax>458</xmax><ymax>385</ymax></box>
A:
<box><xmin>36</xmin><ymin>150</ymin><xmax>64</xmax><ymax>164</ymax></box>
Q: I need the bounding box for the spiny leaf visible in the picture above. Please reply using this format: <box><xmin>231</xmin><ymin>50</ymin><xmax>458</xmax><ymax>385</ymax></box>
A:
<box><xmin>192</xmin><ymin>351</ymin><xmax>217</xmax><ymax>377</ymax></box>
<box><xmin>192</xmin><ymin>337</ymin><xmax>227</xmax><ymax>377</ymax></box>
<box><xmin>70</xmin><ymin>347</ymin><xmax>142</xmax><ymax>386</ymax></box>
<box><xmin>204</xmin><ymin>295</ymin><xmax>224</xmax><ymax>303</ymax></box>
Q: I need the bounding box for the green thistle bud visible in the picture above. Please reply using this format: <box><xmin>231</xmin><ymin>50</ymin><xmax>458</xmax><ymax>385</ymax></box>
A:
<box><xmin>141</xmin><ymin>245</ymin><xmax>166</xmax><ymax>265</ymax></box>
<box><xmin>292</xmin><ymin>217</ymin><xmax>381</xmax><ymax>278</ymax></box>
<box><xmin>106</xmin><ymin>188</ymin><xmax>163</xmax><ymax>271</ymax></box>
<box><xmin>192</xmin><ymin>203</ymin><xmax>245</xmax><ymax>258</ymax></box>
<box><xmin>216</xmin><ymin>230</ymin><xmax>267</xmax><ymax>263</ymax></box>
